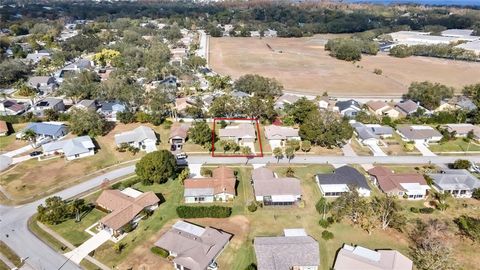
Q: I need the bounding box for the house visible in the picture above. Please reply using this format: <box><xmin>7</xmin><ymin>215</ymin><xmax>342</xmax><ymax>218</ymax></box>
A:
<box><xmin>27</xmin><ymin>76</ymin><xmax>57</xmax><ymax>94</ymax></box>
<box><xmin>154</xmin><ymin>220</ymin><xmax>232</xmax><ymax>270</ymax></box>
<box><xmin>429</xmin><ymin>169</ymin><xmax>480</xmax><ymax>198</ymax></box>
<box><xmin>443</xmin><ymin>123</ymin><xmax>480</xmax><ymax>141</ymax></box>
<box><xmin>264</xmin><ymin>29</ymin><xmax>278</xmax><ymax>38</ymax></box>
<box><xmin>25</xmin><ymin>51</ymin><xmax>50</xmax><ymax>64</ymax></box>
<box><xmin>96</xmin><ymin>188</ymin><xmax>159</xmax><ymax>236</ymax></box>
<box><xmin>335</xmin><ymin>99</ymin><xmax>362</xmax><ymax>118</ymax></box>
<box><xmin>318</xmin><ymin>96</ymin><xmax>330</xmax><ymax>110</ymax></box>
<box><xmin>352</xmin><ymin>122</ymin><xmax>393</xmax><ymax>145</ymax></box>
<box><xmin>395</xmin><ymin>100</ymin><xmax>420</xmax><ymax>116</ymax></box>
<box><xmin>218</xmin><ymin>123</ymin><xmax>256</xmax><ymax>146</ymax></box>
<box><xmin>333</xmin><ymin>244</ymin><xmax>413</xmax><ymax>270</ymax></box>
<box><xmin>175</xmin><ymin>97</ymin><xmax>192</xmax><ymax>114</ymax></box>
<box><xmin>56</xmin><ymin>58</ymin><xmax>93</xmax><ymax>82</ymax></box>
<box><xmin>435</xmin><ymin>96</ymin><xmax>477</xmax><ymax>112</ymax></box>
<box><xmin>169</xmin><ymin>124</ymin><xmax>189</xmax><ymax>146</ymax></box>
<box><xmin>184</xmin><ymin>166</ymin><xmax>236</xmax><ymax>203</ymax></box>
<box><xmin>33</xmin><ymin>98</ymin><xmax>65</xmax><ymax>115</ymax></box>
<box><xmin>275</xmin><ymin>94</ymin><xmax>301</xmax><ymax>109</ymax></box>
<box><xmin>231</xmin><ymin>91</ymin><xmax>251</xmax><ymax>99</ymax></box>
<box><xmin>434</xmin><ymin>100</ymin><xmax>458</xmax><ymax>112</ymax></box>
<box><xmin>366</xmin><ymin>100</ymin><xmax>401</xmax><ymax>118</ymax></box>
<box><xmin>0</xmin><ymin>100</ymin><xmax>27</xmax><ymax>115</ymax></box>
<box><xmin>97</xmin><ymin>101</ymin><xmax>126</xmax><ymax>122</ymax></box>
<box><xmin>254</xmin><ymin>228</ymin><xmax>320</xmax><ymax>270</ymax></box>
<box><xmin>396</xmin><ymin>125</ymin><xmax>442</xmax><ymax>143</ymax></box>
<box><xmin>42</xmin><ymin>136</ymin><xmax>95</xmax><ymax>160</ymax></box>
<box><xmin>114</xmin><ymin>125</ymin><xmax>157</xmax><ymax>153</ymax></box>
<box><xmin>17</xmin><ymin>122</ymin><xmax>68</xmax><ymax>142</ymax></box>
<box><xmin>264</xmin><ymin>125</ymin><xmax>300</xmax><ymax>149</ymax></box>
<box><xmin>315</xmin><ymin>166</ymin><xmax>371</xmax><ymax>197</ymax></box>
<box><xmin>70</xmin><ymin>99</ymin><xmax>97</xmax><ymax>111</ymax></box>
<box><xmin>252</xmin><ymin>167</ymin><xmax>302</xmax><ymax>205</ymax></box>
<box><xmin>250</xmin><ymin>31</ymin><xmax>261</xmax><ymax>37</ymax></box>
<box><xmin>368</xmin><ymin>166</ymin><xmax>430</xmax><ymax>199</ymax></box>
<box><xmin>0</xmin><ymin>121</ymin><xmax>8</xmax><ymax>136</ymax></box>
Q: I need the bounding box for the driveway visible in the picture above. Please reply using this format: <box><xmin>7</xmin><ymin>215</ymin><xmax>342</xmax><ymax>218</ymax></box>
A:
<box><xmin>12</xmin><ymin>155</ymin><xmax>37</xmax><ymax>164</ymax></box>
<box><xmin>364</xmin><ymin>141</ymin><xmax>387</xmax><ymax>156</ymax></box>
<box><xmin>414</xmin><ymin>142</ymin><xmax>437</xmax><ymax>157</ymax></box>
<box><xmin>3</xmin><ymin>144</ymin><xmax>33</xmax><ymax>158</ymax></box>
<box><xmin>64</xmin><ymin>230</ymin><xmax>111</xmax><ymax>264</ymax></box>
<box><xmin>188</xmin><ymin>163</ymin><xmax>203</xmax><ymax>178</ymax></box>
<box><xmin>341</xmin><ymin>142</ymin><xmax>357</xmax><ymax>157</ymax></box>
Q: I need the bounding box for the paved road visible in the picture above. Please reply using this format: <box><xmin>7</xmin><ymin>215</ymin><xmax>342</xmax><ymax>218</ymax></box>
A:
<box><xmin>0</xmin><ymin>154</ymin><xmax>479</xmax><ymax>270</ymax></box>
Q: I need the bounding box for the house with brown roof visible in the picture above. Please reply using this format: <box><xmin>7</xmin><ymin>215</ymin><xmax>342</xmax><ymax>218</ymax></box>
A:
<box><xmin>96</xmin><ymin>188</ymin><xmax>160</xmax><ymax>237</ymax></box>
<box><xmin>333</xmin><ymin>244</ymin><xmax>413</xmax><ymax>270</ymax></box>
<box><xmin>396</xmin><ymin>125</ymin><xmax>442</xmax><ymax>144</ymax></box>
<box><xmin>0</xmin><ymin>100</ymin><xmax>27</xmax><ymax>116</ymax></box>
<box><xmin>0</xmin><ymin>121</ymin><xmax>9</xmax><ymax>136</ymax></box>
<box><xmin>169</xmin><ymin>124</ymin><xmax>189</xmax><ymax>146</ymax></box>
<box><xmin>155</xmin><ymin>220</ymin><xmax>232</xmax><ymax>270</ymax></box>
<box><xmin>368</xmin><ymin>166</ymin><xmax>430</xmax><ymax>200</ymax></box>
<box><xmin>219</xmin><ymin>123</ymin><xmax>256</xmax><ymax>146</ymax></box>
<box><xmin>264</xmin><ymin>125</ymin><xmax>301</xmax><ymax>149</ymax></box>
<box><xmin>366</xmin><ymin>101</ymin><xmax>401</xmax><ymax>119</ymax></box>
<box><xmin>395</xmin><ymin>100</ymin><xmax>420</xmax><ymax>116</ymax></box>
<box><xmin>252</xmin><ymin>167</ymin><xmax>302</xmax><ymax>206</ymax></box>
<box><xmin>184</xmin><ymin>166</ymin><xmax>236</xmax><ymax>203</ymax></box>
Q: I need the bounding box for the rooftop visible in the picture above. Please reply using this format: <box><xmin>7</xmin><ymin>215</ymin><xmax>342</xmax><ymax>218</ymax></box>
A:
<box><xmin>316</xmin><ymin>166</ymin><xmax>370</xmax><ymax>191</ymax></box>
<box><xmin>219</xmin><ymin>123</ymin><xmax>256</xmax><ymax>139</ymax></box>
<box><xmin>368</xmin><ymin>166</ymin><xmax>428</xmax><ymax>193</ymax></box>
<box><xmin>115</xmin><ymin>125</ymin><xmax>157</xmax><ymax>145</ymax></box>
<box><xmin>264</xmin><ymin>125</ymin><xmax>299</xmax><ymax>140</ymax></box>
<box><xmin>334</xmin><ymin>244</ymin><xmax>413</xmax><ymax>270</ymax></box>
<box><xmin>252</xmin><ymin>167</ymin><xmax>302</xmax><ymax>197</ymax></box>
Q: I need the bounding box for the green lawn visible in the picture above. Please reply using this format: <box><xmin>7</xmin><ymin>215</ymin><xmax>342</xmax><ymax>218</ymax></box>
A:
<box><xmin>46</xmin><ymin>209</ymin><xmax>106</xmax><ymax>247</ymax></box>
<box><xmin>429</xmin><ymin>138</ymin><xmax>480</xmax><ymax>153</ymax></box>
<box><xmin>0</xmin><ymin>240</ymin><xmax>22</xmax><ymax>268</ymax></box>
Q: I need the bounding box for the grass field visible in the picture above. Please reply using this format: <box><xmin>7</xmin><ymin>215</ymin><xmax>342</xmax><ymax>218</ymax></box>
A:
<box><xmin>429</xmin><ymin>138</ymin><xmax>480</xmax><ymax>153</ymax></box>
<box><xmin>209</xmin><ymin>36</ymin><xmax>480</xmax><ymax>97</ymax></box>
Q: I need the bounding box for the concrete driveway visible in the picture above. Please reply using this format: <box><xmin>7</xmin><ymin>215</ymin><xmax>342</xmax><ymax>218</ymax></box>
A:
<box><xmin>341</xmin><ymin>142</ymin><xmax>357</xmax><ymax>157</ymax></box>
<box><xmin>64</xmin><ymin>229</ymin><xmax>111</xmax><ymax>264</ymax></box>
<box><xmin>364</xmin><ymin>141</ymin><xmax>387</xmax><ymax>157</ymax></box>
<box><xmin>3</xmin><ymin>144</ymin><xmax>33</xmax><ymax>157</ymax></box>
<box><xmin>414</xmin><ymin>142</ymin><xmax>437</xmax><ymax>157</ymax></box>
<box><xmin>188</xmin><ymin>163</ymin><xmax>203</xmax><ymax>178</ymax></box>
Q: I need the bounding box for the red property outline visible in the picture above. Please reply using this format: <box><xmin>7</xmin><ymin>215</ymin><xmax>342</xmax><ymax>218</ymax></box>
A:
<box><xmin>212</xmin><ymin>118</ymin><xmax>264</xmax><ymax>158</ymax></box>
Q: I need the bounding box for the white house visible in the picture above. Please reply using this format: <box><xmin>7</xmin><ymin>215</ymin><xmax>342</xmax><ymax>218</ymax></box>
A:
<box><xmin>114</xmin><ymin>125</ymin><xmax>157</xmax><ymax>152</ymax></box>
<box><xmin>183</xmin><ymin>166</ymin><xmax>236</xmax><ymax>203</ymax></box>
<box><xmin>264</xmin><ymin>125</ymin><xmax>301</xmax><ymax>149</ymax></box>
<box><xmin>396</xmin><ymin>125</ymin><xmax>442</xmax><ymax>144</ymax></box>
<box><xmin>252</xmin><ymin>167</ymin><xmax>302</xmax><ymax>206</ymax></box>
<box><xmin>316</xmin><ymin>166</ymin><xmax>371</xmax><ymax>197</ymax></box>
<box><xmin>42</xmin><ymin>136</ymin><xmax>95</xmax><ymax>160</ymax></box>
<box><xmin>429</xmin><ymin>169</ymin><xmax>480</xmax><ymax>198</ymax></box>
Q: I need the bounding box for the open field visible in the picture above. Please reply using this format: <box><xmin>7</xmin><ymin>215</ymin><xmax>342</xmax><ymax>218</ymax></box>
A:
<box><xmin>209</xmin><ymin>36</ymin><xmax>480</xmax><ymax>97</ymax></box>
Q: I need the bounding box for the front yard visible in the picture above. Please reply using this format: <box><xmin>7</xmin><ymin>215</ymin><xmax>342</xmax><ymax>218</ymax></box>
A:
<box><xmin>429</xmin><ymin>138</ymin><xmax>480</xmax><ymax>153</ymax></box>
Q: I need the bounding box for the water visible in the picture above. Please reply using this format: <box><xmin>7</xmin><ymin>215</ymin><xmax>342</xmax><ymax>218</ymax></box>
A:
<box><xmin>344</xmin><ymin>0</ymin><xmax>480</xmax><ymax>6</ymax></box>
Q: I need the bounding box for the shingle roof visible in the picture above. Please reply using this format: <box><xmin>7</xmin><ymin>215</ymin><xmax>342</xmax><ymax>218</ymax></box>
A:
<box><xmin>366</xmin><ymin>100</ymin><xmax>389</xmax><ymax>111</ymax></box>
<box><xmin>170</xmin><ymin>124</ymin><xmax>189</xmax><ymax>139</ymax></box>
<box><xmin>114</xmin><ymin>125</ymin><xmax>157</xmax><ymax>145</ymax></box>
<box><xmin>444</xmin><ymin>124</ymin><xmax>480</xmax><ymax>138</ymax></box>
<box><xmin>155</xmin><ymin>221</ymin><xmax>231</xmax><ymax>270</ymax></box>
<box><xmin>395</xmin><ymin>100</ymin><xmax>418</xmax><ymax>115</ymax></box>
<box><xmin>334</xmin><ymin>244</ymin><xmax>413</xmax><ymax>270</ymax></box>
<box><xmin>352</xmin><ymin>123</ymin><xmax>393</xmax><ymax>140</ymax></box>
<box><xmin>42</xmin><ymin>136</ymin><xmax>94</xmax><ymax>156</ymax></box>
<box><xmin>316</xmin><ymin>166</ymin><xmax>370</xmax><ymax>190</ymax></box>
<box><xmin>397</xmin><ymin>125</ymin><xmax>442</xmax><ymax>140</ymax></box>
<box><xmin>23</xmin><ymin>122</ymin><xmax>68</xmax><ymax>137</ymax></box>
<box><xmin>252</xmin><ymin>167</ymin><xmax>302</xmax><ymax>197</ymax></box>
<box><xmin>219</xmin><ymin>123</ymin><xmax>256</xmax><ymax>139</ymax></box>
<box><xmin>264</xmin><ymin>125</ymin><xmax>299</xmax><ymax>140</ymax></box>
<box><xmin>184</xmin><ymin>166</ymin><xmax>236</xmax><ymax>196</ymax></box>
<box><xmin>429</xmin><ymin>169</ymin><xmax>480</xmax><ymax>191</ymax></box>
<box><xmin>1</xmin><ymin>100</ymin><xmax>25</xmax><ymax>113</ymax></box>
<box><xmin>368</xmin><ymin>166</ymin><xmax>427</xmax><ymax>193</ymax></box>
<box><xmin>254</xmin><ymin>234</ymin><xmax>320</xmax><ymax>270</ymax></box>
<box><xmin>335</xmin><ymin>99</ymin><xmax>361</xmax><ymax>112</ymax></box>
<box><xmin>96</xmin><ymin>189</ymin><xmax>159</xmax><ymax>230</ymax></box>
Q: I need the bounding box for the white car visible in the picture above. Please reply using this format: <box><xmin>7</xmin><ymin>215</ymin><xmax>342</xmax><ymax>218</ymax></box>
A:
<box><xmin>176</xmin><ymin>152</ymin><xmax>187</xmax><ymax>159</ymax></box>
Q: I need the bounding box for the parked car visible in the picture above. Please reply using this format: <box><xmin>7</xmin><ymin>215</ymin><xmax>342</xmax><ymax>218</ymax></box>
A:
<box><xmin>171</xmin><ymin>144</ymin><xmax>177</xmax><ymax>151</ymax></box>
<box><xmin>29</xmin><ymin>151</ymin><xmax>42</xmax><ymax>157</ymax></box>
<box><xmin>176</xmin><ymin>152</ymin><xmax>187</xmax><ymax>159</ymax></box>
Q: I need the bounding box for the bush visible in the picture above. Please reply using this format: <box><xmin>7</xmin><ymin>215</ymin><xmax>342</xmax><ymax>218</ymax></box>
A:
<box><xmin>245</xmin><ymin>263</ymin><xmax>257</xmax><ymax>270</ymax></box>
<box><xmin>419</xmin><ymin>207</ymin><xmax>435</xmax><ymax>214</ymax></box>
<box><xmin>247</xmin><ymin>202</ymin><xmax>258</xmax><ymax>212</ymax></box>
<box><xmin>472</xmin><ymin>188</ymin><xmax>480</xmax><ymax>200</ymax></box>
<box><xmin>452</xmin><ymin>159</ymin><xmax>471</xmax><ymax>170</ymax></box>
<box><xmin>410</xmin><ymin>207</ymin><xmax>419</xmax><ymax>213</ymax></box>
<box><xmin>319</xmin><ymin>219</ymin><xmax>330</xmax><ymax>228</ymax></box>
<box><xmin>163</xmin><ymin>119</ymin><xmax>173</xmax><ymax>129</ymax></box>
<box><xmin>454</xmin><ymin>215</ymin><xmax>480</xmax><ymax>242</ymax></box>
<box><xmin>150</xmin><ymin>246</ymin><xmax>169</xmax><ymax>258</ymax></box>
<box><xmin>176</xmin><ymin>205</ymin><xmax>232</xmax><ymax>218</ymax></box>
<box><xmin>200</xmin><ymin>167</ymin><xmax>212</xmax><ymax>177</ymax></box>
<box><xmin>321</xmin><ymin>230</ymin><xmax>334</xmax><ymax>240</ymax></box>
<box><xmin>373</xmin><ymin>68</ymin><xmax>383</xmax><ymax>75</ymax></box>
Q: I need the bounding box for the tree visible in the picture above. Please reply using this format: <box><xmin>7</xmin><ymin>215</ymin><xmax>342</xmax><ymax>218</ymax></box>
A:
<box><xmin>189</xmin><ymin>121</ymin><xmax>212</xmax><ymax>148</ymax></box>
<box><xmin>371</xmin><ymin>195</ymin><xmax>404</xmax><ymax>230</ymax></box>
<box><xmin>273</xmin><ymin>147</ymin><xmax>283</xmax><ymax>163</ymax></box>
<box><xmin>59</xmin><ymin>70</ymin><xmax>100</xmax><ymax>103</ymax></box>
<box><xmin>69</xmin><ymin>108</ymin><xmax>106</xmax><ymax>137</ymax></box>
<box><xmin>185</xmin><ymin>55</ymin><xmax>206</xmax><ymax>70</ymax></box>
<box><xmin>234</xmin><ymin>74</ymin><xmax>283</xmax><ymax>98</ymax></box>
<box><xmin>243</xmin><ymin>96</ymin><xmax>277</xmax><ymax>121</ymax></box>
<box><xmin>404</xmin><ymin>81</ymin><xmax>454</xmax><ymax>110</ymax></box>
<box><xmin>410</xmin><ymin>219</ymin><xmax>457</xmax><ymax>270</ymax></box>
<box><xmin>0</xmin><ymin>59</ymin><xmax>29</xmax><ymax>87</ymax></box>
<box><xmin>209</xmin><ymin>95</ymin><xmax>237</xmax><ymax>117</ymax></box>
<box><xmin>299</xmin><ymin>110</ymin><xmax>353</xmax><ymax>148</ymax></box>
<box><xmin>22</xmin><ymin>129</ymin><xmax>37</xmax><ymax>147</ymax></box>
<box><xmin>285</xmin><ymin>167</ymin><xmax>295</xmax><ymax>177</ymax></box>
<box><xmin>285</xmin><ymin>97</ymin><xmax>318</xmax><ymax>124</ymax></box>
<box><xmin>206</xmin><ymin>75</ymin><xmax>231</xmax><ymax>92</ymax></box>
<box><xmin>67</xmin><ymin>199</ymin><xmax>86</xmax><ymax>222</ymax></box>
<box><xmin>285</xmin><ymin>146</ymin><xmax>295</xmax><ymax>162</ymax></box>
<box><xmin>452</xmin><ymin>159</ymin><xmax>471</xmax><ymax>170</ymax></box>
<box><xmin>145</xmin><ymin>42</ymin><xmax>171</xmax><ymax>80</ymax></box>
<box><xmin>37</xmin><ymin>196</ymin><xmax>69</xmax><ymax>225</ymax></box>
<box><xmin>434</xmin><ymin>192</ymin><xmax>450</xmax><ymax>211</ymax></box>
<box><xmin>178</xmin><ymin>168</ymin><xmax>190</xmax><ymax>185</ymax></box>
<box><xmin>92</xmin><ymin>48</ymin><xmax>120</xmax><ymax>67</ymax></box>
<box><xmin>135</xmin><ymin>150</ymin><xmax>177</xmax><ymax>185</ymax></box>
<box><xmin>325</xmin><ymin>38</ymin><xmax>364</xmax><ymax>61</ymax></box>
<box><xmin>316</xmin><ymin>197</ymin><xmax>330</xmax><ymax>220</ymax></box>
<box><xmin>454</xmin><ymin>215</ymin><xmax>480</xmax><ymax>242</ymax></box>
<box><xmin>472</xmin><ymin>188</ymin><xmax>480</xmax><ymax>200</ymax></box>
<box><xmin>301</xmin><ymin>140</ymin><xmax>312</xmax><ymax>155</ymax></box>
<box><xmin>462</xmin><ymin>83</ymin><xmax>480</xmax><ymax>107</ymax></box>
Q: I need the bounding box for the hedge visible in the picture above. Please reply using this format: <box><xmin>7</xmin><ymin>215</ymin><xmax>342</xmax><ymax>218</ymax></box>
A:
<box><xmin>150</xmin><ymin>246</ymin><xmax>169</xmax><ymax>258</ymax></box>
<box><xmin>176</xmin><ymin>205</ymin><xmax>232</xmax><ymax>218</ymax></box>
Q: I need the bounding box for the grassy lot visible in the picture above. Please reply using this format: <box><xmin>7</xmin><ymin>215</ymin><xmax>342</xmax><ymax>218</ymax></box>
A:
<box><xmin>429</xmin><ymin>138</ymin><xmax>480</xmax><ymax>153</ymax></box>
<box><xmin>28</xmin><ymin>215</ymin><xmax>71</xmax><ymax>252</ymax></box>
<box><xmin>349</xmin><ymin>138</ymin><xmax>372</xmax><ymax>156</ymax></box>
<box><xmin>0</xmin><ymin>123</ymin><xmax>28</xmax><ymax>153</ymax></box>
<box><xmin>46</xmin><ymin>209</ymin><xmax>106</xmax><ymax>247</ymax></box>
<box><xmin>381</xmin><ymin>133</ymin><xmax>420</xmax><ymax>156</ymax></box>
<box><xmin>0</xmin><ymin>241</ymin><xmax>22</xmax><ymax>268</ymax></box>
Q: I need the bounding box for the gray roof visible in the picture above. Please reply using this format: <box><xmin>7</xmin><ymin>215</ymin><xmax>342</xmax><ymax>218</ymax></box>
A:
<box><xmin>396</xmin><ymin>125</ymin><xmax>442</xmax><ymax>140</ymax></box>
<box><xmin>28</xmin><ymin>76</ymin><xmax>55</xmax><ymax>86</ymax></box>
<box><xmin>336</xmin><ymin>99</ymin><xmax>361</xmax><ymax>112</ymax></box>
<box><xmin>352</xmin><ymin>123</ymin><xmax>393</xmax><ymax>140</ymax></box>
<box><xmin>429</xmin><ymin>169</ymin><xmax>480</xmax><ymax>191</ymax></box>
<box><xmin>252</xmin><ymin>167</ymin><xmax>302</xmax><ymax>197</ymax></box>
<box><xmin>35</xmin><ymin>98</ymin><xmax>63</xmax><ymax>108</ymax></box>
<box><xmin>114</xmin><ymin>125</ymin><xmax>156</xmax><ymax>145</ymax></box>
<box><xmin>64</xmin><ymin>58</ymin><xmax>92</xmax><ymax>70</ymax></box>
<box><xmin>334</xmin><ymin>244</ymin><xmax>413</xmax><ymax>270</ymax></box>
<box><xmin>395</xmin><ymin>100</ymin><xmax>418</xmax><ymax>115</ymax></box>
<box><xmin>98</xmin><ymin>101</ymin><xmax>126</xmax><ymax>112</ymax></box>
<box><xmin>276</xmin><ymin>94</ymin><xmax>301</xmax><ymax>106</ymax></box>
<box><xmin>23</xmin><ymin>122</ymin><xmax>68</xmax><ymax>137</ymax></box>
<box><xmin>452</xmin><ymin>96</ymin><xmax>477</xmax><ymax>111</ymax></box>
<box><xmin>42</xmin><ymin>136</ymin><xmax>94</xmax><ymax>156</ymax></box>
<box><xmin>315</xmin><ymin>166</ymin><xmax>370</xmax><ymax>190</ymax></box>
<box><xmin>231</xmin><ymin>91</ymin><xmax>250</xmax><ymax>98</ymax></box>
<box><xmin>155</xmin><ymin>221</ymin><xmax>231</xmax><ymax>270</ymax></box>
<box><xmin>76</xmin><ymin>99</ymin><xmax>97</xmax><ymax>109</ymax></box>
<box><xmin>254</xmin><ymin>235</ymin><xmax>320</xmax><ymax>270</ymax></box>
<box><xmin>219</xmin><ymin>123</ymin><xmax>256</xmax><ymax>139</ymax></box>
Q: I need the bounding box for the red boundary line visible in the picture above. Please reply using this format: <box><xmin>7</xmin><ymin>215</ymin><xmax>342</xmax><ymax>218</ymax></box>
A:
<box><xmin>211</xmin><ymin>118</ymin><xmax>264</xmax><ymax>158</ymax></box>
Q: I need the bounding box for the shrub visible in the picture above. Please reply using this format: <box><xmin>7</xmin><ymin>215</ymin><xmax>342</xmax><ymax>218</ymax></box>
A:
<box><xmin>247</xmin><ymin>202</ymin><xmax>258</xmax><ymax>212</ymax></box>
<box><xmin>176</xmin><ymin>205</ymin><xmax>232</xmax><ymax>218</ymax></box>
<box><xmin>410</xmin><ymin>207</ymin><xmax>419</xmax><ymax>213</ymax></box>
<box><xmin>472</xmin><ymin>188</ymin><xmax>480</xmax><ymax>200</ymax></box>
<box><xmin>321</xmin><ymin>230</ymin><xmax>334</xmax><ymax>240</ymax></box>
<box><xmin>163</xmin><ymin>120</ymin><xmax>173</xmax><ymax>129</ymax></box>
<box><xmin>319</xmin><ymin>219</ymin><xmax>330</xmax><ymax>228</ymax></box>
<box><xmin>245</xmin><ymin>263</ymin><xmax>257</xmax><ymax>270</ymax></box>
<box><xmin>150</xmin><ymin>246</ymin><xmax>169</xmax><ymax>258</ymax></box>
<box><xmin>419</xmin><ymin>207</ymin><xmax>434</xmax><ymax>214</ymax></box>
<box><xmin>373</xmin><ymin>68</ymin><xmax>383</xmax><ymax>75</ymax></box>
<box><xmin>200</xmin><ymin>167</ymin><xmax>212</xmax><ymax>177</ymax></box>
<box><xmin>454</xmin><ymin>215</ymin><xmax>480</xmax><ymax>242</ymax></box>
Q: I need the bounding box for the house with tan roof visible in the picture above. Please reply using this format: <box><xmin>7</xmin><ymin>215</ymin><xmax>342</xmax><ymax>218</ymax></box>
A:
<box><xmin>275</xmin><ymin>94</ymin><xmax>302</xmax><ymax>109</ymax></box>
<box><xmin>114</xmin><ymin>125</ymin><xmax>157</xmax><ymax>153</ymax></box>
<box><xmin>264</xmin><ymin>125</ymin><xmax>300</xmax><ymax>149</ymax></box>
<box><xmin>154</xmin><ymin>220</ymin><xmax>232</xmax><ymax>270</ymax></box>
<box><xmin>219</xmin><ymin>123</ymin><xmax>256</xmax><ymax>146</ymax></box>
<box><xmin>184</xmin><ymin>166</ymin><xmax>236</xmax><ymax>203</ymax></box>
<box><xmin>368</xmin><ymin>166</ymin><xmax>430</xmax><ymax>199</ymax></box>
<box><xmin>252</xmin><ymin>167</ymin><xmax>302</xmax><ymax>206</ymax></box>
<box><xmin>169</xmin><ymin>124</ymin><xmax>189</xmax><ymax>146</ymax></box>
<box><xmin>396</xmin><ymin>125</ymin><xmax>442</xmax><ymax>144</ymax></box>
<box><xmin>366</xmin><ymin>100</ymin><xmax>401</xmax><ymax>118</ymax></box>
<box><xmin>333</xmin><ymin>244</ymin><xmax>413</xmax><ymax>270</ymax></box>
<box><xmin>443</xmin><ymin>123</ymin><xmax>480</xmax><ymax>142</ymax></box>
<box><xmin>96</xmin><ymin>188</ymin><xmax>159</xmax><ymax>237</ymax></box>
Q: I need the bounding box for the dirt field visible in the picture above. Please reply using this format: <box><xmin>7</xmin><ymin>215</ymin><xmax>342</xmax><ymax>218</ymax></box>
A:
<box><xmin>209</xmin><ymin>36</ymin><xmax>480</xmax><ymax>97</ymax></box>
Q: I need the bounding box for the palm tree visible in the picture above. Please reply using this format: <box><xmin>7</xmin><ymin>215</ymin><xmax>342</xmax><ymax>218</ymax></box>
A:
<box><xmin>301</xmin><ymin>140</ymin><xmax>312</xmax><ymax>156</ymax></box>
<box><xmin>273</xmin><ymin>147</ymin><xmax>283</xmax><ymax>163</ymax></box>
<box><xmin>285</xmin><ymin>146</ymin><xmax>295</xmax><ymax>163</ymax></box>
<box><xmin>242</xmin><ymin>146</ymin><xmax>252</xmax><ymax>165</ymax></box>
<box><xmin>68</xmin><ymin>199</ymin><xmax>86</xmax><ymax>222</ymax></box>
<box><xmin>22</xmin><ymin>129</ymin><xmax>37</xmax><ymax>148</ymax></box>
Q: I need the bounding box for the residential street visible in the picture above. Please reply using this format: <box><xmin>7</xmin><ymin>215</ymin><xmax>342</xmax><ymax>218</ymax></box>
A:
<box><xmin>0</xmin><ymin>154</ymin><xmax>478</xmax><ymax>270</ymax></box>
